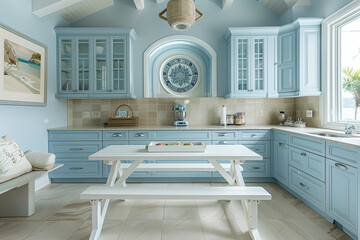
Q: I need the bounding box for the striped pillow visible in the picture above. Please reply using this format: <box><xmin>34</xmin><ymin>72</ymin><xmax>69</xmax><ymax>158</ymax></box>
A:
<box><xmin>0</xmin><ymin>136</ymin><xmax>32</xmax><ymax>183</ymax></box>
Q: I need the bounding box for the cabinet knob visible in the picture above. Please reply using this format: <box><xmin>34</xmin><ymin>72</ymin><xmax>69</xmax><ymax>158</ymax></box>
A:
<box><xmin>248</xmin><ymin>166</ymin><xmax>261</xmax><ymax>170</ymax></box>
<box><xmin>112</xmin><ymin>133</ymin><xmax>123</xmax><ymax>137</ymax></box>
<box><xmin>335</xmin><ymin>163</ymin><xmax>348</xmax><ymax>170</ymax></box>
<box><xmin>218</xmin><ymin>133</ymin><xmax>228</xmax><ymax>137</ymax></box>
<box><xmin>69</xmin><ymin>167</ymin><xmax>84</xmax><ymax>170</ymax></box>
<box><xmin>69</xmin><ymin>148</ymin><xmax>84</xmax><ymax>151</ymax></box>
<box><xmin>299</xmin><ymin>182</ymin><xmax>309</xmax><ymax>189</ymax></box>
<box><xmin>300</xmin><ymin>152</ymin><xmax>307</xmax><ymax>156</ymax></box>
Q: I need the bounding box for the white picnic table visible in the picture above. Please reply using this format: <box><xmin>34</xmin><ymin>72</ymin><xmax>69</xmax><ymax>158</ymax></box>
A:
<box><xmin>83</xmin><ymin>144</ymin><xmax>271</xmax><ymax>240</ymax></box>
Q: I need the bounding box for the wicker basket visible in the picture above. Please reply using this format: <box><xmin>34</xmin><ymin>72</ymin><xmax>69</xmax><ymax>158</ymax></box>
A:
<box><xmin>108</xmin><ymin>104</ymin><xmax>138</xmax><ymax>127</ymax></box>
<box><xmin>159</xmin><ymin>0</ymin><xmax>203</xmax><ymax>31</ymax></box>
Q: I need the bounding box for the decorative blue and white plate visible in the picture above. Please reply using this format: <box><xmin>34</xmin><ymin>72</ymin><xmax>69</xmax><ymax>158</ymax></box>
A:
<box><xmin>160</xmin><ymin>55</ymin><xmax>201</xmax><ymax>95</ymax></box>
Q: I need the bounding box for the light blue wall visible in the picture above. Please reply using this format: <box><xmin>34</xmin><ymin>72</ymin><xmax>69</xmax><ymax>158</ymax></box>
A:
<box><xmin>280</xmin><ymin>0</ymin><xmax>352</xmax><ymax>24</ymax></box>
<box><xmin>0</xmin><ymin>0</ymin><xmax>69</xmax><ymax>152</ymax></box>
<box><xmin>69</xmin><ymin>0</ymin><xmax>281</xmax><ymax>97</ymax></box>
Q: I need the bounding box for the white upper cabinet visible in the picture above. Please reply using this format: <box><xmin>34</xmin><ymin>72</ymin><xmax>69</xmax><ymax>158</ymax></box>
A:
<box><xmin>225</xmin><ymin>18</ymin><xmax>322</xmax><ymax>98</ymax></box>
<box><xmin>224</xmin><ymin>28</ymin><xmax>278</xmax><ymax>98</ymax></box>
<box><xmin>278</xmin><ymin>18</ymin><xmax>322</xmax><ymax>97</ymax></box>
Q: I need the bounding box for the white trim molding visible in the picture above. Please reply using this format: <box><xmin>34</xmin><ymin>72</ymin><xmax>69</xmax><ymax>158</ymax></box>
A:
<box><xmin>322</xmin><ymin>0</ymin><xmax>360</xmax><ymax>130</ymax></box>
<box><xmin>144</xmin><ymin>35</ymin><xmax>217</xmax><ymax>98</ymax></box>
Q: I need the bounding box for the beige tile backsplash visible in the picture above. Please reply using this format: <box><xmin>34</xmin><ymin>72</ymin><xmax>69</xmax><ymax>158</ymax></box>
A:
<box><xmin>68</xmin><ymin>96</ymin><xmax>321</xmax><ymax>127</ymax></box>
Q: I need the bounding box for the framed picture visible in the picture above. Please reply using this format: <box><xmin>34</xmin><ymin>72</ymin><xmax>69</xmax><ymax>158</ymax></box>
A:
<box><xmin>0</xmin><ymin>25</ymin><xmax>47</xmax><ymax>106</ymax></box>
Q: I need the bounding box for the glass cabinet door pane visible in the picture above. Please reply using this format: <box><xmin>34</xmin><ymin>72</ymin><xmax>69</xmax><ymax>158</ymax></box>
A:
<box><xmin>254</xmin><ymin>39</ymin><xmax>264</xmax><ymax>91</ymax></box>
<box><xmin>95</xmin><ymin>39</ymin><xmax>107</xmax><ymax>91</ymax></box>
<box><xmin>237</xmin><ymin>39</ymin><xmax>248</xmax><ymax>91</ymax></box>
<box><xmin>112</xmin><ymin>39</ymin><xmax>125</xmax><ymax>92</ymax></box>
<box><xmin>78</xmin><ymin>39</ymin><xmax>90</xmax><ymax>92</ymax></box>
<box><xmin>60</xmin><ymin>39</ymin><xmax>72</xmax><ymax>91</ymax></box>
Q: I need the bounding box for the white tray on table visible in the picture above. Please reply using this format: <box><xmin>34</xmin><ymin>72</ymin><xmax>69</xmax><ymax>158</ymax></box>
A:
<box><xmin>146</xmin><ymin>142</ymin><xmax>206</xmax><ymax>152</ymax></box>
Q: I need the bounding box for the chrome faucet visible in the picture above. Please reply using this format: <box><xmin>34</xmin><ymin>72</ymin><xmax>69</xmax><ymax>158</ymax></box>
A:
<box><xmin>345</xmin><ymin>124</ymin><xmax>357</xmax><ymax>135</ymax></box>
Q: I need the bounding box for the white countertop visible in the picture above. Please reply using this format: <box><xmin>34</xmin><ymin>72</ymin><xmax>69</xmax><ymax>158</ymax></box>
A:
<box><xmin>48</xmin><ymin>125</ymin><xmax>360</xmax><ymax>149</ymax></box>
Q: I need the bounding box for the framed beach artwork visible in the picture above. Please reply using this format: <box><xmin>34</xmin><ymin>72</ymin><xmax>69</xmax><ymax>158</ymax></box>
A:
<box><xmin>0</xmin><ymin>25</ymin><xmax>46</xmax><ymax>106</ymax></box>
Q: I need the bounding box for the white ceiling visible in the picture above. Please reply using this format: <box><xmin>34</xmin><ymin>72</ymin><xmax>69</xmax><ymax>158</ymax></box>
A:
<box><xmin>32</xmin><ymin>0</ymin><xmax>312</xmax><ymax>23</ymax></box>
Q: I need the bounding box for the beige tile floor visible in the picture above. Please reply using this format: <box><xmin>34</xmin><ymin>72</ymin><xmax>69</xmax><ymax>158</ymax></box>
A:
<box><xmin>0</xmin><ymin>182</ymin><xmax>352</xmax><ymax>240</ymax></box>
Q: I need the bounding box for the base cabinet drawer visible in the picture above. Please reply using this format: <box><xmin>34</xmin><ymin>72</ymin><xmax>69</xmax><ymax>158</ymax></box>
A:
<box><xmin>289</xmin><ymin>134</ymin><xmax>325</xmax><ymax>156</ymax></box>
<box><xmin>289</xmin><ymin>166</ymin><xmax>325</xmax><ymax>212</ymax></box>
<box><xmin>289</xmin><ymin>146</ymin><xmax>325</xmax><ymax>182</ymax></box>
<box><xmin>242</xmin><ymin>159</ymin><xmax>271</xmax><ymax>177</ymax></box>
<box><xmin>240</xmin><ymin>130</ymin><xmax>271</xmax><ymax>140</ymax></box>
<box><xmin>240</xmin><ymin>141</ymin><xmax>270</xmax><ymax>158</ymax></box>
<box><xmin>49</xmin><ymin>141</ymin><xmax>102</xmax><ymax>158</ymax></box>
<box><xmin>50</xmin><ymin>161</ymin><xmax>103</xmax><ymax>178</ymax></box>
<box><xmin>326</xmin><ymin>159</ymin><xmax>358</xmax><ymax>234</ymax></box>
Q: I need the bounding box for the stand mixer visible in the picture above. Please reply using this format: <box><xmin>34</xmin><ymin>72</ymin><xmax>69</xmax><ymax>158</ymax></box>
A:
<box><xmin>172</xmin><ymin>100</ymin><xmax>190</xmax><ymax>126</ymax></box>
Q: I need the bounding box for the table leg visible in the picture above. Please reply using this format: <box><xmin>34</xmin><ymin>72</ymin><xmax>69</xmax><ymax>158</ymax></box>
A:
<box><xmin>209</xmin><ymin>160</ymin><xmax>235</xmax><ymax>185</ymax></box>
<box><xmin>106</xmin><ymin>160</ymin><xmax>121</xmax><ymax>186</ymax></box>
<box><xmin>115</xmin><ymin>160</ymin><xmax>143</xmax><ymax>186</ymax></box>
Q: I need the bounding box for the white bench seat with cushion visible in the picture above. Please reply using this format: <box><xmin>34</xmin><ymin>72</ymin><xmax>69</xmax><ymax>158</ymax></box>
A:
<box><xmin>81</xmin><ymin>186</ymin><xmax>271</xmax><ymax>240</ymax></box>
<box><xmin>0</xmin><ymin>135</ymin><xmax>61</xmax><ymax>217</ymax></box>
<box><xmin>0</xmin><ymin>164</ymin><xmax>62</xmax><ymax>217</ymax></box>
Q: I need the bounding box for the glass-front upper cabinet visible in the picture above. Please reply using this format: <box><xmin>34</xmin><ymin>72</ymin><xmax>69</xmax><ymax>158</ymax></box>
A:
<box><xmin>59</xmin><ymin>37</ymin><xmax>74</xmax><ymax>93</ymax></box>
<box><xmin>224</xmin><ymin>27</ymin><xmax>276</xmax><ymax>98</ymax></box>
<box><xmin>237</xmin><ymin>38</ymin><xmax>249</xmax><ymax>93</ymax></box>
<box><xmin>111</xmin><ymin>37</ymin><xmax>126</xmax><ymax>93</ymax></box>
<box><xmin>55</xmin><ymin>28</ymin><xmax>136</xmax><ymax>99</ymax></box>
<box><xmin>77</xmin><ymin>38</ymin><xmax>91</xmax><ymax>94</ymax></box>
<box><xmin>226</xmin><ymin>33</ymin><xmax>269</xmax><ymax>98</ymax></box>
<box><xmin>94</xmin><ymin>38</ymin><xmax>109</xmax><ymax>93</ymax></box>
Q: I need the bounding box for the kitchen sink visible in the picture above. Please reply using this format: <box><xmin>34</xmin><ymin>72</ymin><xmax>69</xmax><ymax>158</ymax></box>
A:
<box><xmin>308</xmin><ymin>131</ymin><xmax>360</xmax><ymax>138</ymax></box>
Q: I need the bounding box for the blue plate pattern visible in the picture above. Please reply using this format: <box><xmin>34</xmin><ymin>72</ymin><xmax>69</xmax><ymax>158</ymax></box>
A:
<box><xmin>162</xmin><ymin>58</ymin><xmax>198</xmax><ymax>94</ymax></box>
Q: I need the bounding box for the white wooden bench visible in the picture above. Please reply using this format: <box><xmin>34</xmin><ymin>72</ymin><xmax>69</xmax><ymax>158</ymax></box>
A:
<box><xmin>0</xmin><ymin>164</ymin><xmax>62</xmax><ymax>217</ymax></box>
<box><xmin>81</xmin><ymin>186</ymin><xmax>271</xmax><ymax>240</ymax></box>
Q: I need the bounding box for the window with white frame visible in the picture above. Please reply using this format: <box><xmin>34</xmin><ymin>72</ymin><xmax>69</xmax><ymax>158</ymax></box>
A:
<box><xmin>323</xmin><ymin>1</ymin><xmax>360</xmax><ymax>129</ymax></box>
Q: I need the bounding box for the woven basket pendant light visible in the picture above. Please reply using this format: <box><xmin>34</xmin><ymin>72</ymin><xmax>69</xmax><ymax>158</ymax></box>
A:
<box><xmin>159</xmin><ymin>0</ymin><xmax>203</xmax><ymax>31</ymax></box>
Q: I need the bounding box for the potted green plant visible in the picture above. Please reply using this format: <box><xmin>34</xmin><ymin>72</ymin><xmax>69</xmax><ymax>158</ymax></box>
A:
<box><xmin>342</xmin><ymin>67</ymin><xmax>360</xmax><ymax>120</ymax></box>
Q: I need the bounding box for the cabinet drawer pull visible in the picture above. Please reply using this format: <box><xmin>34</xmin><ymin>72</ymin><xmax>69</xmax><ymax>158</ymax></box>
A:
<box><xmin>248</xmin><ymin>166</ymin><xmax>261</xmax><ymax>170</ymax></box>
<box><xmin>250</xmin><ymin>148</ymin><xmax>260</xmax><ymax>152</ymax></box>
<box><xmin>335</xmin><ymin>163</ymin><xmax>348</xmax><ymax>170</ymax></box>
<box><xmin>69</xmin><ymin>167</ymin><xmax>84</xmax><ymax>170</ymax></box>
<box><xmin>278</xmin><ymin>143</ymin><xmax>286</xmax><ymax>147</ymax></box>
<box><xmin>112</xmin><ymin>133</ymin><xmax>123</xmax><ymax>137</ymax></box>
<box><xmin>219</xmin><ymin>141</ymin><xmax>228</xmax><ymax>144</ymax></box>
<box><xmin>251</xmin><ymin>134</ymin><xmax>257</xmax><ymax>137</ymax></box>
<box><xmin>301</xmin><ymin>152</ymin><xmax>307</xmax><ymax>156</ymax></box>
<box><xmin>135</xmin><ymin>133</ymin><xmax>145</xmax><ymax>137</ymax></box>
<box><xmin>299</xmin><ymin>182</ymin><xmax>309</xmax><ymax>189</ymax></box>
<box><xmin>69</xmin><ymin>148</ymin><xmax>84</xmax><ymax>151</ymax></box>
<box><xmin>218</xmin><ymin>133</ymin><xmax>228</xmax><ymax>137</ymax></box>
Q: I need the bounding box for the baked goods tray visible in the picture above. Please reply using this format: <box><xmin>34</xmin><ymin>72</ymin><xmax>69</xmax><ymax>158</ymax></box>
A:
<box><xmin>146</xmin><ymin>142</ymin><xmax>206</xmax><ymax>152</ymax></box>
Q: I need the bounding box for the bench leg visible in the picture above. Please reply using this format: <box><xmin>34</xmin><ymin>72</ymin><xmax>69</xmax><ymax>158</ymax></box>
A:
<box><xmin>248</xmin><ymin>200</ymin><xmax>261</xmax><ymax>240</ymax></box>
<box><xmin>89</xmin><ymin>199</ymin><xmax>110</xmax><ymax>240</ymax></box>
<box><xmin>0</xmin><ymin>181</ymin><xmax>35</xmax><ymax>217</ymax></box>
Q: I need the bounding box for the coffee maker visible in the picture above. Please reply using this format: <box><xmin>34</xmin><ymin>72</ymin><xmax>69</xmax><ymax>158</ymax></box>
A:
<box><xmin>172</xmin><ymin>99</ymin><xmax>190</xmax><ymax>126</ymax></box>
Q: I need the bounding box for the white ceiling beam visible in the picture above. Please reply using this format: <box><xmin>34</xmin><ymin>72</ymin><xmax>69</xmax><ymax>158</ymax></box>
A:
<box><xmin>133</xmin><ymin>0</ymin><xmax>145</xmax><ymax>9</ymax></box>
<box><xmin>222</xmin><ymin>0</ymin><xmax>234</xmax><ymax>9</ymax></box>
<box><xmin>32</xmin><ymin>0</ymin><xmax>82</xmax><ymax>17</ymax></box>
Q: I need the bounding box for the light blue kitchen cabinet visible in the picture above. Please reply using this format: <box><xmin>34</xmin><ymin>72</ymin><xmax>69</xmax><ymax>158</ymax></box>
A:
<box><xmin>289</xmin><ymin>166</ymin><xmax>326</xmax><ymax>212</ymax></box>
<box><xmin>273</xmin><ymin>140</ymin><xmax>289</xmax><ymax>187</ymax></box>
<box><xmin>278</xmin><ymin>18</ymin><xmax>322</xmax><ymax>97</ymax></box>
<box><xmin>55</xmin><ymin>28</ymin><xmax>136</xmax><ymax>99</ymax></box>
<box><xmin>326</xmin><ymin>158</ymin><xmax>358</xmax><ymax>235</ymax></box>
<box><xmin>277</xmin><ymin>31</ymin><xmax>296</xmax><ymax>94</ymax></box>
<box><xmin>224</xmin><ymin>28</ymin><xmax>278</xmax><ymax>98</ymax></box>
<box><xmin>48</xmin><ymin>131</ymin><xmax>103</xmax><ymax>181</ymax></box>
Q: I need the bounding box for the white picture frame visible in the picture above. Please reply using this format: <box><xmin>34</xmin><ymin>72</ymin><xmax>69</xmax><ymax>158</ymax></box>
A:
<box><xmin>0</xmin><ymin>24</ymin><xmax>47</xmax><ymax>106</ymax></box>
